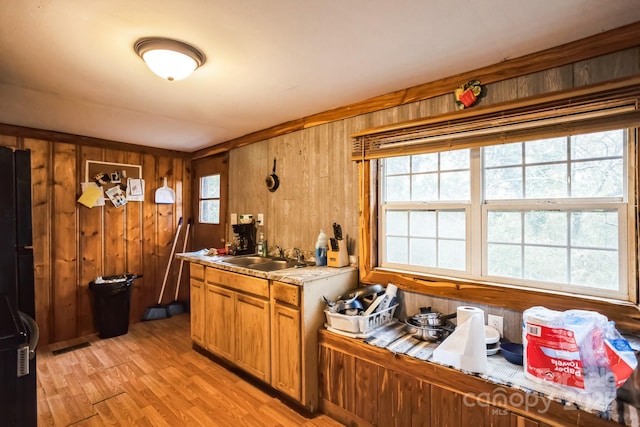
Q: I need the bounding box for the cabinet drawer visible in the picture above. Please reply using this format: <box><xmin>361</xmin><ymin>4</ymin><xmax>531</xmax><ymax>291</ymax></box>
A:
<box><xmin>271</xmin><ymin>281</ymin><xmax>299</xmax><ymax>307</ymax></box>
<box><xmin>206</xmin><ymin>267</ymin><xmax>269</xmax><ymax>298</ymax></box>
<box><xmin>191</xmin><ymin>263</ymin><xmax>205</xmax><ymax>281</ymax></box>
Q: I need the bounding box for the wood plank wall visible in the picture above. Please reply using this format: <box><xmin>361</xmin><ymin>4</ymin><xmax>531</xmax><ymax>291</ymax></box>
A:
<box><xmin>227</xmin><ymin>46</ymin><xmax>640</xmax><ymax>340</ymax></box>
<box><xmin>0</xmin><ymin>137</ymin><xmax>191</xmax><ymax>346</ymax></box>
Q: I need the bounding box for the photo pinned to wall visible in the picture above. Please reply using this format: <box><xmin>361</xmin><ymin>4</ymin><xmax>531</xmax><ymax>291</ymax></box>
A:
<box><xmin>79</xmin><ymin>160</ymin><xmax>143</xmax><ymax>208</ymax></box>
<box><xmin>105</xmin><ymin>185</ymin><xmax>128</xmax><ymax>208</ymax></box>
<box><xmin>126</xmin><ymin>178</ymin><xmax>145</xmax><ymax>202</ymax></box>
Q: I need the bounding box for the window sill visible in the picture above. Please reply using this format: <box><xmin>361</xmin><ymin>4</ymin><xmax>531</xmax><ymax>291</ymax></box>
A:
<box><xmin>362</xmin><ymin>267</ymin><xmax>640</xmax><ymax>333</ymax></box>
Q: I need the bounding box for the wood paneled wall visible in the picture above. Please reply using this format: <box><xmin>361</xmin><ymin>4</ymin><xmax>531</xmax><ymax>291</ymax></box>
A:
<box><xmin>227</xmin><ymin>46</ymin><xmax>640</xmax><ymax>339</ymax></box>
<box><xmin>0</xmin><ymin>136</ymin><xmax>191</xmax><ymax>346</ymax></box>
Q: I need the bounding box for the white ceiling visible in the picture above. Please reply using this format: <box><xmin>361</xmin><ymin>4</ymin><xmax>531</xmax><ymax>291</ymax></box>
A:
<box><xmin>1</xmin><ymin>1</ymin><xmax>639</xmax><ymax>153</ymax></box>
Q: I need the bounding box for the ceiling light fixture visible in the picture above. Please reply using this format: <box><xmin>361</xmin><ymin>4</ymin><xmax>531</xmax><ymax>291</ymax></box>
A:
<box><xmin>134</xmin><ymin>37</ymin><xmax>206</xmax><ymax>81</ymax></box>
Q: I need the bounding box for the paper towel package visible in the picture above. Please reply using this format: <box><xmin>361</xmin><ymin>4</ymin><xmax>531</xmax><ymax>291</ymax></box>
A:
<box><xmin>432</xmin><ymin>306</ymin><xmax>488</xmax><ymax>374</ymax></box>
<box><xmin>523</xmin><ymin>306</ymin><xmax>637</xmax><ymax>395</ymax></box>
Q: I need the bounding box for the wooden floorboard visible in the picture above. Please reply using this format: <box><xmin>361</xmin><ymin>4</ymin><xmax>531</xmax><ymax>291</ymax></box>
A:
<box><xmin>37</xmin><ymin>314</ymin><xmax>344</xmax><ymax>426</ymax></box>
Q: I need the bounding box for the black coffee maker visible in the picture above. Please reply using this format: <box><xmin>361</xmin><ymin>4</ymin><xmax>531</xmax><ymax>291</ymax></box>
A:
<box><xmin>231</xmin><ymin>223</ymin><xmax>256</xmax><ymax>255</ymax></box>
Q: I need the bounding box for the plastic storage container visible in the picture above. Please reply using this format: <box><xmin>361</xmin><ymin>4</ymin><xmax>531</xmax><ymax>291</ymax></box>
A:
<box><xmin>89</xmin><ymin>274</ymin><xmax>138</xmax><ymax>338</ymax></box>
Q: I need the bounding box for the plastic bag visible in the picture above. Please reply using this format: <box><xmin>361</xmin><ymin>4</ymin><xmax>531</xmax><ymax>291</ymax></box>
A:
<box><xmin>523</xmin><ymin>306</ymin><xmax>637</xmax><ymax>396</ymax></box>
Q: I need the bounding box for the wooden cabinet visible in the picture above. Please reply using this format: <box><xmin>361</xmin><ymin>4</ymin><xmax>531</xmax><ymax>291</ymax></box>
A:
<box><xmin>319</xmin><ymin>330</ymin><xmax>617</xmax><ymax>427</ymax></box>
<box><xmin>187</xmin><ymin>259</ymin><xmax>357</xmax><ymax>412</ymax></box>
<box><xmin>189</xmin><ymin>264</ymin><xmax>206</xmax><ymax>345</ymax></box>
<box><xmin>271</xmin><ymin>281</ymin><xmax>302</xmax><ymax>401</ymax></box>
<box><xmin>202</xmin><ymin>267</ymin><xmax>271</xmax><ymax>382</ymax></box>
<box><xmin>270</xmin><ymin>275</ymin><xmax>356</xmax><ymax>412</ymax></box>
<box><xmin>204</xmin><ymin>282</ymin><xmax>234</xmax><ymax>360</ymax></box>
<box><xmin>235</xmin><ymin>292</ymin><xmax>270</xmax><ymax>382</ymax></box>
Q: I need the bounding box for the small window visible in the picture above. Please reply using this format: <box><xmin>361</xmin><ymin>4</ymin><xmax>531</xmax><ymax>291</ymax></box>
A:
<box><xmin>199</xmin><ymin>174</ymin><xmax>220</xmax><ymax>224</ymax></box>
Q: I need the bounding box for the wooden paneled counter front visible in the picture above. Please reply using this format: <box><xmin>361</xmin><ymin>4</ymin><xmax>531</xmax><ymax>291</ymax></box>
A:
<box><xmin>318</xmin><ymin>329</ymin><xmax>622</xmax><ymax>427</ymax></box>
<box><xmin>178</xmin><ymin>252</ymin><xmax>357</xmax><ymax>412</ymax></box>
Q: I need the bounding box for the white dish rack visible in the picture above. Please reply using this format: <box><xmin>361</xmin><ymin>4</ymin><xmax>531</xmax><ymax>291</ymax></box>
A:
<box><xmin>324</xmin><ymin>304</ymin><xmax>398</xmax><ymax>338</ymax></box>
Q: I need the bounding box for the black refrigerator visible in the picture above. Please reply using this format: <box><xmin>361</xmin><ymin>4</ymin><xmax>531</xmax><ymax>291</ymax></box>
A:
<box><xmin>0</xmin><ymin>146</ymin><xmax>38</xmax><ymax>427</ymax></box>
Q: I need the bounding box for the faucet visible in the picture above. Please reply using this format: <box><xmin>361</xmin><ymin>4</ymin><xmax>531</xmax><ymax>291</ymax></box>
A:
<box><xmin>276</xmin><ymin>246</ymin><xmax>285</xmax><ymax>259</ymax></box>
<box><xmin>293</xmin><ymin>247</ymin><xmax>307</xmax><ymax>268</ymax></box>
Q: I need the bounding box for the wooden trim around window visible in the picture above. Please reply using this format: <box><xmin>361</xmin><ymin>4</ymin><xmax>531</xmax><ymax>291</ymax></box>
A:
<box><xmin>361</xmin><ymin>269</ymin><xmax>640</xmax><ymax>333</ymax></box>
<box><xmin>356</xmin><ymin>80</ymin><xmax>640</xmax><ymax>332</ymax></box>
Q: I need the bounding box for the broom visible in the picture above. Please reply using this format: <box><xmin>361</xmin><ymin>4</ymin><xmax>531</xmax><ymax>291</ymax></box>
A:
<box><xmin>142</xmin><ymin>217</ymin><xmax>182</xmax><ymax>320</ymax></box>
<box><xmin>167</xmin><ymin>218</ymin><xmax>191</xmax><ymax>315</ymax></box>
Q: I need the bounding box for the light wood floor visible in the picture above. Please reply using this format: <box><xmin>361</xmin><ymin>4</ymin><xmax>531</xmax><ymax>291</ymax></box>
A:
<box><xmin>37</xmin><ymin>314</ymin><xmax>344</xmax><ymax>426</ymax></box>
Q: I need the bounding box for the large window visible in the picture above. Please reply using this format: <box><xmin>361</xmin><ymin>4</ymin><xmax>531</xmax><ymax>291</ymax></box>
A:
<box><xmin>379</xmin><ymin>129</ymin><xmax>633</xmax><ymax>300</ymax></box>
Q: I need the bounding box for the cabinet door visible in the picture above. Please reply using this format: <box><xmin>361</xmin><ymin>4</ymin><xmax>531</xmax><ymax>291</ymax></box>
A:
<box><xmin>205</xmin><ymin>284</ymin><xmax>235</xmax><ymax>360</ymax></box>
<box><xmin>271</xmin><ymin>303</ymin><xmax>301</xmax><ymax>400</ymax></box>
<box><xmin>378</xmin><ymin>367</ymin><xmax>431</xmax><ymax>427</ymax></box>
<box><xmin>235</xmin><ymin>293</ymin><xmax>270</xmax><ymax>382</ymax></box>
<box><xmin>431</xmin><ymin>385</ymin><xmax>460</xmax><ymax>427</ymax></box>
<box><xmin>190</xmin><ymin>279</ymin><xmax>205</xmax><ymax>345</ymax></box>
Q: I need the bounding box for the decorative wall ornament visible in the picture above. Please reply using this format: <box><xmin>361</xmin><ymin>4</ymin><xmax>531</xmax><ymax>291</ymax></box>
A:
<box><xmin>454</xmin><ymin>80</ymin><xmax>485</xmax><ymax>109</ymax></box>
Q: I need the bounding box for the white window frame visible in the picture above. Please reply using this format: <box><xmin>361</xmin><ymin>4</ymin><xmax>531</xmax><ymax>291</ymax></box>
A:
<box><xmin>199</xmin><ymin>174</ymin><xmax>221</xmax><ymax>224</ymax></box>
<box><xmin>378</xmin><ymin>130</ymin><xmax>635</xmax><ymax>302</ymax></box>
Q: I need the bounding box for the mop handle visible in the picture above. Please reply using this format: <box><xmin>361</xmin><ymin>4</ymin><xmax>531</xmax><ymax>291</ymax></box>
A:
<box><xmin>174</xmin><ymin>219</ymin><xmax>191</xmax><ymax>300</ymax></box>
<box><xmin>158</xmin><ymin>217</ymin><xmax>183</xmax><ymax>304</ymax></box>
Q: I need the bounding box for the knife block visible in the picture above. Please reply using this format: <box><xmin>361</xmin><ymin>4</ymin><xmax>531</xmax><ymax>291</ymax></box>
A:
<box><xmin>328</xmin><ymin>240</ymin><xmax>349</xmax><ymax>267</ymax></box>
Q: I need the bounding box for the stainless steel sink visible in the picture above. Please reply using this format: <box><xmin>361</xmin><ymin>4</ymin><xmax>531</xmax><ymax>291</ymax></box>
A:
<box><xmin>220</xmin><ymin>255</ymin><xmax>311</xmax><ymax>271</ymax></box>
<box><xmin>222</xmin><ymin>256</ymin><xmax>276</xmax><ymax>266</ymax></box>
<box><xmin>246</xmin><ymin>260</ymin><xmax>302</xmax><ymax>271</ymax></box>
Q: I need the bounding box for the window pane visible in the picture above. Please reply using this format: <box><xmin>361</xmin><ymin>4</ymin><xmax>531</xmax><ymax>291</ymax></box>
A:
<box><xmin>412</xmin><ymin>173</ymin><xmax>438</xmax><ymax>201</ymax></box>
<box><xmin>524</xmin><ymin>246</ymin><xmax>567</xmax><ymax>283</ymax></box>
<box><xmin>484</xmin><ymin>167</ymin><xmax>523</xmax><ymax>199</ymax></box>
<box><xmin>410</xmin><ymin>211</ymin><xmax>435</xmax><ymax>237</ymax></box>
<box><xmin>412</xmin><ymin>153</ymin><xmax>438</xmax><ymax>173</ymax></box>
<box><xmin>571</xmin><ymin>249</ymin><xmax>618</xmax><ymax>289</ymax></box>
<box><xmin>386</xmin><ymin>156</ymin><xmax>410</xmax><ymax>175</ymax></box>
<box><xmin>525</xmin><ymin>137</ymin><xmax>567</xmax><ymax>163</ymax></box>
<box><xmin>571</xmin><ymin>159</ymin><xmax>623</xmax><ymax>198</ymax></box>
<box><xmin>439</xmin><ymin>240</ymin><xmax>465</xmax><ymax>270</ymax></box>
<box><xmin>199</xmin><ymin>200</ymin><xmax>220</xmax><ymax>224</ymax></box>
<box><xmin>487</xmin><ymin>243</ymin><xmax>522</xmax><ymax>278</ymax></box>
<box><xmin>201</xmin><ymin>174</ymin><xmax>220</xmax><ymax>198</ymax></box>
<box><xmin>410</xmin><ymin>238</ymin><xmax>436</xmax><ymax>267</ymax></box>
<box><xmin>386</xmin><ymin>211</ymin><xmax>408</xmax><ymax>235</ymax></box>
<box><xmin>487</xmin><ymin>211</ymin><xmax>521</xmax><ymax>243</ymax></box>
<box><xmin>525</xmin><ymin>164</ymin><xmax>567</xmax><ymax>198</ymax></box>
<box><xmin>440</xmin><ymin>149</ymin><xmax>470</xmax><ymax>170</ymax></box>
<box><xmin>385</xmin><ymin>175</ymin><xmax>410</xmax><ymax>201</ymax></box>
<box><xmin>484</xmin><ymin>143</ymin><xmax>522</xmax><ymax>167</ymax></box>
<box><xmin>440</xmin><ymin>171</ymin><xmax>469</xmax><ymax>200</ymax></box>
<box><xmin>524</xmin><ymin>211</ymin><xmax>566</xmax><ymax>246</ymax></box>
<box><xmin>571</xmin><ymin>211</ymin><xmax>618</xmax><ymax>249</ymax></box>
<box><xmin>572</xmin><ymin>130</ymin><xmax>624</xmax><ymax>160</ymax></box>
<box><xmin>387</xmin><ymin>237</ymin><xmax>408</xmax><ymax>263</ymax></box>
<box><xmin>439</xmin><ymin>211</ymin><xmax>465</xmax><ymax>239</ymax></box>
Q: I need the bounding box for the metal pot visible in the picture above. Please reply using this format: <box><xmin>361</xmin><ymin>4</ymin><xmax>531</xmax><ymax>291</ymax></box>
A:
<box><xmin>412</xmin><ymin>311</ymin><xmax>456</xmax><ymax>327</ymax></box>
<box><xmin>405</xmin><ymin>317</ymin><xmax>453</xmax><ymax>342</ymax></box>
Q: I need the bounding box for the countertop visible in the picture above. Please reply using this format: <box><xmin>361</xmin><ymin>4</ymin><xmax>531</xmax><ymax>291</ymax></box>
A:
<box><xmin>176</xmin><ymin>250</ymin><xmax>357</xmax><ymax>286</ymax></box>
<box><xmin>335</xmin><ymin>320</ymin><xmax>638</xmax><ymax>425</ymax></box>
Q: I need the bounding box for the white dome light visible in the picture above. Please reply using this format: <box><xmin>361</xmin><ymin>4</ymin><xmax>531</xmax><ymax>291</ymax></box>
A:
<box><xmin>134</xmin><ymin>37</ymin><xmax>205</xmax><ymax>81</ymax></box>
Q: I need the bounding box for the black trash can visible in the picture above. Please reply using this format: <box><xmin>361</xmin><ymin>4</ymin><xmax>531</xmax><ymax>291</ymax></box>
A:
<box><xmin>89</xmin><ymin>274</ymin><xmax>138</xmax><ymax>338</ymax></box>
